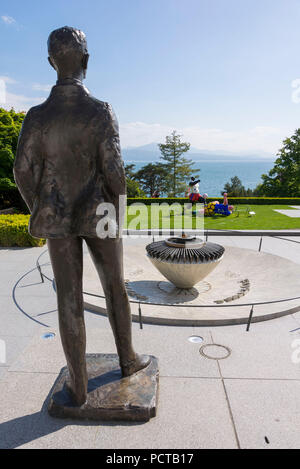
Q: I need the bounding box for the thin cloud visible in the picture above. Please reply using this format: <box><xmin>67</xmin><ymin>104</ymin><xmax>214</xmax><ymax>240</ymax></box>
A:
<box><xmin>0</xmin><ymin>75</ymin><xmax>17</xmax><ymax>85</ymax></box>
<box><xmin>32</xmin><ymin>83</ymin><xmax>52</xmax><ymax>92</ymax></box>
<box><xmin>119</xmin><ymin>122</ymin><xmax>290</xmax><ymax>156</ymax></box>
<box><xmin>0</xmin><ymin>76</ymin><xmax>46</xmax><ymax>110</ymax></box>
<box><xmin>3</xmin><ymin>92</ymin><xmax>45</xmax><ymax>111</ymax></box>
<box><xmin>1</xmin><ymin>15</ymin><xmax>16</xmax><ymax>25</ymax></box>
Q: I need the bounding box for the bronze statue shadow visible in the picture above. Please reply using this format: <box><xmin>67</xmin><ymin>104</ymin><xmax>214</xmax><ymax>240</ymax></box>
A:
<box><xmin>0</xmin><ymin>371</ymin><xmax>146</xmax><ymax>449</ymax></box>
<box><xmin>52</xmin><ymin>368</ymin><xmax>122</xmax><ymax>408</ymax></box>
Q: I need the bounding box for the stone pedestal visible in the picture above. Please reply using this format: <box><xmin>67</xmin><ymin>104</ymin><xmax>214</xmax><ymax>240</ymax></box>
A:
<box><xmin>48</xmin><ymin>353</ymin><xmax>159</xmax><ymax>422</ymax></box>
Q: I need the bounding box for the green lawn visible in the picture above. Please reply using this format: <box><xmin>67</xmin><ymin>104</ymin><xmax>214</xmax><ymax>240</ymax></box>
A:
<box><xmin>125</xmin><ymin>205</ymin><xmax>300</xmax><ymax>230</ymax></box>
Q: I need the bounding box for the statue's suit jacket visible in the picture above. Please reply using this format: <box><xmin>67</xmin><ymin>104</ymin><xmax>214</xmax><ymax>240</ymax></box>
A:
<box><xmin>14</xmin><ymin>81</ymin><xmax>125</xmax><ymax>239</ymax></box>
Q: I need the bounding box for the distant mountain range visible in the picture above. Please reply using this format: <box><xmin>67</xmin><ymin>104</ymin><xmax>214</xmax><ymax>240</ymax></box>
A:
<box><xmin>122</xmin><ymin>142</ymin><xmax>274</xmax><ymax>163</ymax></box>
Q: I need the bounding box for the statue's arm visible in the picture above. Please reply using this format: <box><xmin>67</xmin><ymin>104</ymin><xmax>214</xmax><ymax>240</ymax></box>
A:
<box><xmin>99</xmin><ymin>105</ymin><xmax>126</xmax><ymax>204</ymax></box>
<box><xmin>13</xmin><ymin>110</ymin><xmax>42</xmax><ymax>212</ymax></box>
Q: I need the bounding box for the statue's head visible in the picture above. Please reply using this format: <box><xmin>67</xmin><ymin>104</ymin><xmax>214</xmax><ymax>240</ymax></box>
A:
<box><xmin>47</xmin><ymin>26</ymin><xmax>89</xmax><ymax>79</ymax></box>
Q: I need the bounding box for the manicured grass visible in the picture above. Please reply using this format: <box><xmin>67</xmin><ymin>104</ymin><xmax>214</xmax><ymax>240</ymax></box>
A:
<box><xmin>203</xmin><ymin>205</ymin><xmax>300</xmax><ymax>230</ymax></box>
<box><xmin>126</xmin><ymin>205</ymin><xmax>300</xmax><ymax>230</ymax></box>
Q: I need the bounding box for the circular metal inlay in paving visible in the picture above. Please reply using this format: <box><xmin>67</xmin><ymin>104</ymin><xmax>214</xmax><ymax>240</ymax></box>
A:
<box><xmin>188</xmin><ymin>335</ymin><xmax>204</xmax><ymax>344</ymax></box>
<box><xmin>41</xmin><ymin>332</ymin><xmax>56</xmax><ymax>340</ymax></box>
<box><xmin>199</xmin><ymin>344</ymin><xmax>231</xmax><ymax>360</ymax></box>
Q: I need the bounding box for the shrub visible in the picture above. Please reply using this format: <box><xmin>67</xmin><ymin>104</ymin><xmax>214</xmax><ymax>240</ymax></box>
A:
<box><xmin>0</xmin><ymin>181</ymin><xmax>29</xmax><ymax>212</ymax></box>
<box><xmin>126</xmin><ymin>197</ymin><xmax>300</xmax><ymax>205</ymax></box>
<box><xmin>0</xmin><ymin>214</ymin><xmax>45</xmax><ymax>247</ymax></box>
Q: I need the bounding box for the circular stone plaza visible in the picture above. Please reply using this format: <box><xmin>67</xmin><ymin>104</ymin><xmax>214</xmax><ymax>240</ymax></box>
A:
<box><xmin>1</xmin><ymin>230</ymin><xmax>300</xmax><ymax>449</ymax></box>
<box><xmin>83</xmin><ymin>234</ymin><xmax>300</xmax><ymax>327</ymax></box>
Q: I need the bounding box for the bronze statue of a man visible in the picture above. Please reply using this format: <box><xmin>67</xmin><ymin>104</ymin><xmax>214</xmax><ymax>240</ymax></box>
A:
<box><xmin>14</xmin><ymin>26</ymin><xmax>149</xmax><ymax>406</ymax></box>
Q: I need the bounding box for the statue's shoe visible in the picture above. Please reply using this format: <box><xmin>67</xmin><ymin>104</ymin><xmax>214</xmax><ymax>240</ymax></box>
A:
<box><xmin>121</xmin><ymin>354</ymin><xmax>151</xmax><ymax>377</ymax></box>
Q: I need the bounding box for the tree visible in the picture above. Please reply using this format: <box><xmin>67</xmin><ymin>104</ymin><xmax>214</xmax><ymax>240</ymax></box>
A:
<box><xmin>258</xmin><ymin>129</ymin><xmax>300</xmax><ymax>197</ymax></box>
<box><xmin>126</xmin><ymin>178</ymin><xmax>145</xmax><ymax>197</ymax></box>
<box><xmin>134</xmin><ymin>162</ymin><xmax>168</xmax><ymax>196</ymax></box>
<box><xmin>124</xmin><ymin>163</ymin><xmax>145</xmax><ymax>197</ymax></box>
<box><xmin>0</xmin><ymin>147</ymin><xmax>14</xmax><ymax>180</ymax></box>
<box><xmin>158</xmin><ymin>130</ymin><xmax>199</xmax><ymax>197</ymax></box>
<box><xmin>223</xmin><ymin>176</ymin><xmax>258</xmax><ymax>197</ymax></box>
<box><xmin>0</xmin><ymin>108</ymin><xmax>25</xmax><ymax>185</ymax></box>
<box><xmin>223</xmin><ymin>176</ymin><xmax>247</xmax><ymax>196</ymax></box>
<box><xmin>124</xmin><ymin>163</ymin><xmax>136</xmax><ymax>179</ymax></box>
<box><xmin>0</xmin><ymin>108</ymin><xmax>26</xmax><ymax>210</ymax></box>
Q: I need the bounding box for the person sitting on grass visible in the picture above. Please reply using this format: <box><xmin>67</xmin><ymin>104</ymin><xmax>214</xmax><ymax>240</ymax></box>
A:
<box><xmin>205</xmin><ymin>193</ymin><xmax>234</xmax><ymax>216</ymax></box>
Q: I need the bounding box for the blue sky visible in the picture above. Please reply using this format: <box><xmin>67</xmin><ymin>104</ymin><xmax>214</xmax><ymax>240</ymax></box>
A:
<box><xmin>1</xmin><ymin>0</ymin><xmax>300</xmax><ymax>156</ymax></box>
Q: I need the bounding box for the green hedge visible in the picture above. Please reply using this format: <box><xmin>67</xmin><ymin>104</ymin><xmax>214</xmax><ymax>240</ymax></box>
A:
<box><xmin>0</xmin><ymin>214</ymin><xmax>45</xmax><ymax>247</ymax></box>
<box><xmin>0</xmin><ymin>185</ymin><xmax>29</xmax><ymax>213</ymax></box>
<box><xmin>127</xmin><ymin>197</ymin><xmax>300</xmax><ymax>205</ymax></box>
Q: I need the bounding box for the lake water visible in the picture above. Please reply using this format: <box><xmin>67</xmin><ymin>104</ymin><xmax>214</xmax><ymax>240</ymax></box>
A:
<box><xmin>126</xmin><ymin>160</ymin><xmax>275</xmax><ymax>197</ymax></box>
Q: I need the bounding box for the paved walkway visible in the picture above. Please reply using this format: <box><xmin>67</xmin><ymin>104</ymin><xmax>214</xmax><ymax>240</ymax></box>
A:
<box><xmin>274</xmin><ymin>206</ymin><xmax>300</xmax><ymax>218</ymax></box>
<box><xmin>0</xmin><ymin>235</ymin><xmax>300</xmax><ymax>449</ymax></box>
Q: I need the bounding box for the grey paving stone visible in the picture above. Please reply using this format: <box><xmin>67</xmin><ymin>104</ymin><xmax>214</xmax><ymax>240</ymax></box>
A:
<box><xmin>0</xmin><ymin>335</ymin><xmax>32</xmax><ymax>368</ymax></box>
<box><xmin>0</xmin><ymin>237</ymin><xmax>300</xmax><ymax>448</ymax></box>
<box><xmin>0</xmin><ymin>294</ymin><xmax>55</xmax><ymax>336</ymax></box>
<box><xmin>0</xmin><ymin>372</ymin><xmax>98</xmax><ymax>449</ymax></box>
<box><xmin>0</xmin><ymin>310</ymin><xmax>45</xmax><ymax>337</ymax></box>
<box><xmin>10</xmin><ymin>326</ymin><xmax>126</xmax><ymax>374</ymax></box>
<box><xmin>9</xmin><ymin>330</ymin><xmax>66</xmax><ymax>373</ymax></box>
<box><xmin>274</xmin><ymin>209</ymin><xmax>300</xmax><ymax>218</ymax></box>
<box><xmin>10</xmin><ymin>326</ymin><xmax>220</xmax><ymax>378</ymax></box>
<box><xmin>0</xmin><ymin>367</ymin><xmax>8</xmax><ymax>381</ymax></box>
<box><xmin>130</xmin><ymin>325</ymin><xmax>219</xmax><ymax>377</ymax></box>
<box><xmin>94</xmin><ymin>376</ymin><xmax>237</xmax><ymax>449</ymax></box>
<box><xmin>225</xmin><ymin>378</ymin><xmax>300</xmax><ymax>449</ymax></box>
<box><xmin>211</xmin><ymin>316</ymin><xmax>300</xmax><ymax>379</ymax></box>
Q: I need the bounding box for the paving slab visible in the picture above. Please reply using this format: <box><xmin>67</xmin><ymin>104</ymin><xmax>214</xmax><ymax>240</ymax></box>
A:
<box><xmin>94</xmin><ymin>377</ymin><xmax>237</xmax><ymax>449</ymax></box>
<box><xmin>274</xmin><ymin>208</ymin><xmax>300</xmax><ymax>218</ymax></box>
<box><xmin>10</xmin><ymin>326</ymin><xmax>220</xmax><ymax>378</ymax></box>
<box><xmin>0</xmin><ymin>372</ymin><xmax>98</xmax><ymax>449</ymax></box>
<box><xmin>0</xmin><ymin>335</ymin><xmax>32</xmax><ymax>368</ymax></box>
<box><xmin>224</xmin><ymin>379</ymin><xmax>300</xmax><ymax>449</ymax></box>
<box><xmin>0</xmin><ymin>248</ymin><xmax>46</xmax><ymax>290</ymax></box>
<box><xmin>0</xmin><ymin>307</ymin><xmax>49</xmax><ymax>337</ymax></box>
<box><xmin>131</xmin><ymin>326</ymin><xmax>219</xmax><ymax>377</ymax></box>
<box><xmin>0</xmin><ymin>367</ymin><xmax>8</xmax><ymax>380</ymax></box>
<box><xmin>9</xmin><ymin>330</ymin><xmax>70</xmax><ymax>374</ymax></box>
<box><xmin>211</xmin><ymin>316</ymin><xmax>300</xmax><ymax>379</ymax></box>
<box><xmin>1</xmin><ymin>237</ymin><xmax>300</xmax><ymax>448</ymax></box>
<box><xmin>291</xmin><ymin>311</ymin><xmax>300</xmax><ymax>325</ymax></box>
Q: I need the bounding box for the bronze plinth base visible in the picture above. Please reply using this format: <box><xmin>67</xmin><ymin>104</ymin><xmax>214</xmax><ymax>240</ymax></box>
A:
<box><xmin>48</xmin><ymin>354</ymin><xmax>159</xmax><ymax>422</ymax></box>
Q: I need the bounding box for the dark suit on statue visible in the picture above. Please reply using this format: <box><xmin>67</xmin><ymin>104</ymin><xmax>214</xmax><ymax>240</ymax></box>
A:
<box><xmin>14</xmin><ymin>80</ymin><xmax>125</xmax><ymax>237</ymax></box>
<box><xmin>14</xmin><ymin>79</ymin><xmax>137</xmax><ymax>404</ymax></box>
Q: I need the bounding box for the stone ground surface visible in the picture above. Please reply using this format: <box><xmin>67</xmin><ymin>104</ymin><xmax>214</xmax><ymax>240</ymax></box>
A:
<box><xmin>83</xmin><ymin>240</ymin><xmax>300</xmax><ymax>325</ymax></box>
<box><xmin>274</xmin><ymin>206</ymin><xmax>300</xmax><ymax>218</ymax></box>
<box><xmin>0</xmin><ymin>234</ymin><xmax>300</xmax><ymax>449</ymax></box>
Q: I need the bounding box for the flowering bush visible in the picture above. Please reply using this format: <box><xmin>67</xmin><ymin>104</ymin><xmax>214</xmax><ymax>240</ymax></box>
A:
<box><xmin>0</xmin><ymin>214</ymin><xmax>45</xmax><ymax>247</ymax></box>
